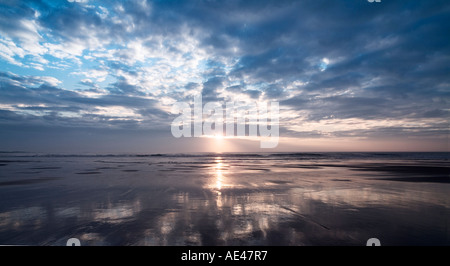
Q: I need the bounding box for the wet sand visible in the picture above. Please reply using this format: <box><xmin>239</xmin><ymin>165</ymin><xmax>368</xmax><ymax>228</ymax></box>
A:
<box><xmin>0</xmin><ymin>153</ymin><xmax>448</xmax><ymax>246</ymax></box>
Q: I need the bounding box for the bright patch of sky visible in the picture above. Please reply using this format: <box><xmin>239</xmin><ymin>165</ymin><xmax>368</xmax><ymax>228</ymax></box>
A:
<box><xmin>0</xmin><ymin>0</ymin><xmax>448</xmax><ymax>152</ymax></box>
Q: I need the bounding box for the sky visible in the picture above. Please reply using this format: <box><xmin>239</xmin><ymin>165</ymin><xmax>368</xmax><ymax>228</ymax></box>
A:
<box><xmin>0</xmin><ymin>0</ymin><xmax>449</xmax><ymax>153</ymax></box>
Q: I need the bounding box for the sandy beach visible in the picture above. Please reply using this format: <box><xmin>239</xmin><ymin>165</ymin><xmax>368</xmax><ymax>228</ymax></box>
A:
<box><xmin>0</xmin><ymin>152</ymin><xmax>449</xmax><ymax>246</ymax></box>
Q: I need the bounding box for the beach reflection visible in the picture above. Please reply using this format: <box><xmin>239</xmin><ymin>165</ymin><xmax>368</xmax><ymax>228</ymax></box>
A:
<box><xmin>0</xmin><ymin>154</ymin><xmax>448</xmax><ymax>245</ymax></box>
<box><xmin>207</xmin><ymin>157</ymin><xmax>236</xmax><ymax>194</ymax></box>
<box><xmin>92</xmin><ymin>200</ymin><xmax>141</xmax><ymax>224</ymax></box>
<box><xmin>214</xmin><ymin>157</ymin><xmax>224</xmax><ymax>193</ymax></box>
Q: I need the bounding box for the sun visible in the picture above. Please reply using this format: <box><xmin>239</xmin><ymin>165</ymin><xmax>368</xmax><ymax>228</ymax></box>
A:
<box><xmin>213</xmin><ymin>134</ymin><xmax>225</xmax><ymax>153</ymax></box>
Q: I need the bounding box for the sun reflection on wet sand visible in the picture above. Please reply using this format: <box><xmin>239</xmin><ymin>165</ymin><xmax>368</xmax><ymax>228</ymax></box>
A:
<box><xmin>215</xmin><ymin>157</ymin><xmax>223</xmax><ymax>193</ymax></box>
<box><xmin>208</xmin><ymin>156</ymin><xmax>235</xmax><ymax>197</ymax></box>
<box><xmin>0</xmin><ymin>154</ymin><xmax>448</xmax><ymax>245</ymax></box>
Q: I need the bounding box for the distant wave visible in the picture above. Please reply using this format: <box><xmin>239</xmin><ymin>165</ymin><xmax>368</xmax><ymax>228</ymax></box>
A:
<box><xmin>0</xmin><ymin>152</ymin><xmax>448</xmax><ymax>160</ymax></box>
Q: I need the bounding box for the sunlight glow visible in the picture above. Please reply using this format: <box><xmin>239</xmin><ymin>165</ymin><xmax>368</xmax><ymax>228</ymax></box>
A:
<box><xmin>215</xmin><ymin>157</ymin><xmax>223</xmax><ymax>193</ymax></box>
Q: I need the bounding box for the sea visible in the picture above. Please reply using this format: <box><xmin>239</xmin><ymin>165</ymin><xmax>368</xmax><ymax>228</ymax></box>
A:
<box><xmin>0</xmin><ymin>152</ymin><xmax>448</xmax><ymax>246</ymax></box>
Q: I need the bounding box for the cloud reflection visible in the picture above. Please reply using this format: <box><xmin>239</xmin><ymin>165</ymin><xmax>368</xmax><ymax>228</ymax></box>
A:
<box><xmin>0</xmin><ymin>155</ymin><xmax>448</xmax><ymax>245</ymax></box>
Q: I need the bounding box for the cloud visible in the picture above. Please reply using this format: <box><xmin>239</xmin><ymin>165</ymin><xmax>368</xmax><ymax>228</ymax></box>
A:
<box><xmin>0</xmin><ymin>0</ymin><xmax>449</xmax><ymax>151</ymax></box>
<box><xmin>226</xmin><ymin>85</ymin><xmax>261</xmax><ymax>99</ymax></box>
<box><xmin>68</xmin><ymin>0</ymin><xmax>89</xmax><ymax>3</ymax></box>
<box><xmin>74</xmin><ymin>69</ymin><xmax>109</xmax><ymax>82</ymax></box>
<box><xmin>0</xmin><ymin>71</ymin><xmax>169</xmax><ymax>130</ymax></box>
<box><xmin>0</xmin><ymin>37</ymin><xmax>26</xmax><ymax>66</ymax></box>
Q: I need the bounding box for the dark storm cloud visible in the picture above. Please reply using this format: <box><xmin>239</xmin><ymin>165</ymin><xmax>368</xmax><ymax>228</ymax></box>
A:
<box><xmin>106</xmin><ymin>78</ymin><xmax>146</xmax><ymax>96</ymax></box>
<box><xmin>190</xmin><ymin>0</ymin><xmax>450</xmax><ymax>104</ymax></box>
<box><xmin>140</xmin><ymin>0</ymin><xmax>449</xmax><ymax>131</ymax></box>
<box><xmin>226</xmin><ymin>85</ymin><xmax>261</xmax><ymax>99</ymax></box>
<box><xmin>39</xmin><ymin>5</ymin><xmax>102</xmax><ymax>39</ymax></box>
<box><xmin>202</xmin><ymin>76</ymin><xmax>226</xmax><ymax>102</ymax></box>
<box><xmin>282</xmin><ymin>93</ymin><xmax>449</xmax><ymax>122</ymax></box>
<box><xmin>0</xmin><ymin>109</ymin><xmax>24</xmax><ymax>122</ymax></box>
<box><xmin>27</xmin><ymin>0</ymin><xmax>450</xmax><ymax>97</ymax></box>
<box><xmin>0</xmin><ymin>0</ymin><xmax>46</xmax><ymax>39</ymax></box>
<box><xmin>0</xmin><ymin>71</ymin><xmax>168</xmax><ymax>129</ymax></box>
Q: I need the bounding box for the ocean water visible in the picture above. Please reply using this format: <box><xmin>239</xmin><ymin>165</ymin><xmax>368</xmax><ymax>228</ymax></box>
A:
<box><xmin>0</xmin><ymin>152</ymin><xmax>448</xmax><ymax>246</ymax></box>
